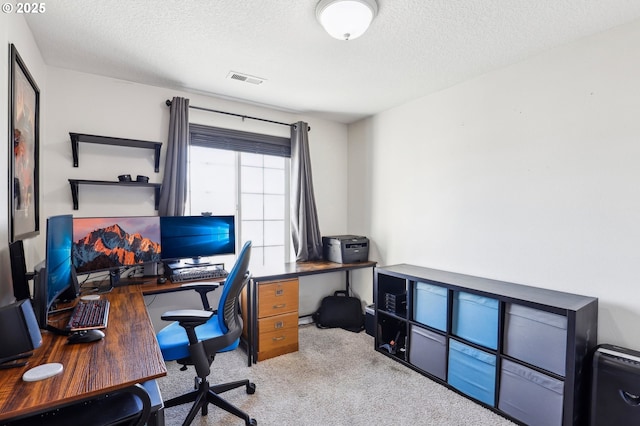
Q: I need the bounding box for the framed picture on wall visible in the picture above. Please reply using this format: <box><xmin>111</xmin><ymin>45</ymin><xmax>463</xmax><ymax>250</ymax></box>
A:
<box><xmin>9</xmin><ymin>44</ymin><xmax>40</xmax><ymax>242</ymax></box>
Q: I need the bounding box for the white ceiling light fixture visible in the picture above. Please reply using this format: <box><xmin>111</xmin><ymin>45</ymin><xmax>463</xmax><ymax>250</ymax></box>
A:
<box><xmin>316</xmin><ymin>0</ymin><xmax>378</xmax><ymax>41</ymax></box>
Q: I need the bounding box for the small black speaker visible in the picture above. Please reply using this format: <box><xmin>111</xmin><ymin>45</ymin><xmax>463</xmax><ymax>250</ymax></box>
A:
<box><xmin>0</xmin><ymin>299</ymin><xmax>42</xmax><ymax>360</ymax></box>
<box><xmin>9</xmin><ymin>240</ymin><xmax>31</xmax><ymax>301</ymax></box>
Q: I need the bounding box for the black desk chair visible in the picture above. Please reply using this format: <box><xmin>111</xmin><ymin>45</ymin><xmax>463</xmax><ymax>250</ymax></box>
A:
<box><xmin>157</xmin><ymin>241</ymin><xmax>256</xmax><ymax>426</ymax></box>
<box><xmin>4</xmin><ymin>382</ymin><xmax>155</xmax><ymax>426</ymax></box>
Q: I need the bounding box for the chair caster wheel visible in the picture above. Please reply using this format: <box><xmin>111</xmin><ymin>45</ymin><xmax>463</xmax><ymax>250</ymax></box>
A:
<box><xmin>248</xmin><ymin>419</ymin><xmax>257</xmax><ymax>425</ymax></box>
<box><xmin>247</xmin><ymin>382</ymin><xmax>256</xmax><ymax>394</ymax></box>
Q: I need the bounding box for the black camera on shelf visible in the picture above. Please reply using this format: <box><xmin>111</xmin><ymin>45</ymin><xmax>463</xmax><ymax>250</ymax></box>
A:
<box><xmin>117</xmin><ymin>174</ymin><xmax>132</xmax><ymax>182</ymax></box>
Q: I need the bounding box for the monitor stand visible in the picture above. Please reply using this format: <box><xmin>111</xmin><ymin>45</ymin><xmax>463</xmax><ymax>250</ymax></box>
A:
<box><xmin>109</xmin><ymin>269</ymin><xmax>122</xmax><ymax>287</ymax></box>
<box><xmin>183</xmin><ymin>256</ymin><xmax>212</xmax><ymax>266</ymax></box>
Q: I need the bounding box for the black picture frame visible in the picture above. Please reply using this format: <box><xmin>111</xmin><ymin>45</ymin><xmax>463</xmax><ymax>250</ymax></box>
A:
<box><xmin>9</xmin><ymin>44</ymin><xmax>40</xmax><ymax>242</ymax></box>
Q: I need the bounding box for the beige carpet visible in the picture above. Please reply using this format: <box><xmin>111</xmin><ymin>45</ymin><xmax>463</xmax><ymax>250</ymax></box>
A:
<box><xmin>158</xmin><ymin>324</ymin><xmax>515</xmax><ymax>426</ymax></box>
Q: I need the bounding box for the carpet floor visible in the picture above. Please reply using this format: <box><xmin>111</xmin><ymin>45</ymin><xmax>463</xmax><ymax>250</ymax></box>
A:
<box><xmin>158</xmin><ymin>324</ymin><xmax>515</xmax><ymax>426</ymax></box>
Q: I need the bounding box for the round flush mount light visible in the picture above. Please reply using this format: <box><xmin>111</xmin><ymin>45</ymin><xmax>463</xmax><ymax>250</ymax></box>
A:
<box><xmin>316</xmin><ymin>0</ymin><xmax>378</xmax><ymax>41</ymax></box>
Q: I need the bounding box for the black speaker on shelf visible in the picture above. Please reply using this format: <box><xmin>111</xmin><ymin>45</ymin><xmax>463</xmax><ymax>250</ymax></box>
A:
<box><xmin>0</xmin><ymin>299</ymin><xmax>42</xmax><ymax>367</ymax></box>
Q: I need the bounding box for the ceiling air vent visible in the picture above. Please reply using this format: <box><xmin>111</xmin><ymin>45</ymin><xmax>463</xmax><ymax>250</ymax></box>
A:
<box><xmin>227</xmin><ymin>71</ymin><xmax>265</xmax><ymax>85</ymax></box>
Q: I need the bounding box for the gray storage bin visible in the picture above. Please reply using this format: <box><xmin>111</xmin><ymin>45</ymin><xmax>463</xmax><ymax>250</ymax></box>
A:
<box><xmin>504</xmin><ymin>303</ymin><xmax>567</xmax><ymax>376</ymax></box>
<box><xmin>409</xmin><ymin>325</ymin><xmax>446</xmax><ymax>380</ymax></box>
<box><xmin>499</xmin><ymin>359</ymin><xmax>564</xmax><ymax>426</ymax></box>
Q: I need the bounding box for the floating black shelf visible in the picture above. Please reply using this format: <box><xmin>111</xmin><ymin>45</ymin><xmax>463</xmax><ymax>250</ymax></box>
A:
<box><xmin>68</xmin><ymin>179</ymin><xmax>161</xmax><ymax>210</ymax></box>
<box><xmin>69</xmin><ymin>133</ymin><xmax>162</xmax><ymax>172</ymax></box>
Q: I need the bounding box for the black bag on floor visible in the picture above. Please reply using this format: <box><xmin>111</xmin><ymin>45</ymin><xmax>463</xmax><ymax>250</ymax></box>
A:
<box><xmin>313</xmin><ymin>290</ymin><xmax>364</xmax><ymax>333</ymax></box>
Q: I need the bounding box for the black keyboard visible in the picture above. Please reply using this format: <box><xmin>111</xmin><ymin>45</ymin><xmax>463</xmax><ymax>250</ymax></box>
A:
<box><xmin>169</xmin><ymin>267</ymin><xmax>229</xmax><ymax>283</ymax></box>
<box><xmin>67</xmin><ymin>299</ymin><xmax>110</xmax><ymax>331</ymax></box>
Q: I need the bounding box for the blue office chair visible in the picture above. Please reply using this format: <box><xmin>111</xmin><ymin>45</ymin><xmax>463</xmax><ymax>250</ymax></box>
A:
<box><xmin>157</xmin><ymin>241</ymin><xmax>256</xmax><ymax>426</ymax></box>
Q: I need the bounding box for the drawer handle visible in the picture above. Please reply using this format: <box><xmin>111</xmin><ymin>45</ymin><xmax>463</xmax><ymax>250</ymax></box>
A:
<box><xmin>274</xmin><ymin>321</ymin><xmax>284</xmax><ymax>329</ymax></box>
<box><xmin>275</xmin><ymin>289</ymin><xmax>284</xmax><ymax>296</ymax></box>
<box><xmin>273</xmin><ymin>304</ymin><xmax>286</xmax><ymax>309</ymax></box>
<box><xmin>272</xmin><ymin>336</ymin><xmax>286</xmax><ymax>342</ymax></box>
<box><xmin>621</xmin><ymin>390</ymin><xmax>640</xmax><ymax>406</ymax></box>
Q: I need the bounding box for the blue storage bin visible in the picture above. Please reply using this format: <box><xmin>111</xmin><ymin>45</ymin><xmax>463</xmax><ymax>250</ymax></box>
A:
<box><xmin>448</xmin><ymin>339</ymin><xmax>496</xmax><ymax>406</ymax></box>
<box><xmin>413</xmin><ymin>282</ymin><xmax>448</xmax><ymax>331</ymax></box>
<box><xmin>452</xmin><ymin>291</ymin><xmax>498</xmax><ymax>349</ymax></box>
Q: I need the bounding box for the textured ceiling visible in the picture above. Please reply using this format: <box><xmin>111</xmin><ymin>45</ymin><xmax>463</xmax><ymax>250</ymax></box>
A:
<box><xmin>24</xmin><ymin>0</ymin><xmax>640</xmax><ymax>123</ymax></box>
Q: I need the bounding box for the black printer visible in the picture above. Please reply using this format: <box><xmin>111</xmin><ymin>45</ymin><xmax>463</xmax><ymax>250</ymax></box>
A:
<box><xmin>322</xmin><ymin>235</ymin><xmax>369</xmax><ymax>263</ymax></box>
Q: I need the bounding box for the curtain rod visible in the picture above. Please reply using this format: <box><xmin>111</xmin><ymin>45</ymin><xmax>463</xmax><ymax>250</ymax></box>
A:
<box><xmin>165</xmin><ymin>100</ymin><xmax>310</xmax><ymax>131</ymax></box>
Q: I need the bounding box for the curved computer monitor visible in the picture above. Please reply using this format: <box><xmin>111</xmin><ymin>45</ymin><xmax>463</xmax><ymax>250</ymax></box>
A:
<box><xmin>32</xmin><ymin>214</ymin><xmax>74</xmax><ymax>328</ymax></box>
<box><xmin>160</xmin><ymin>215</ymin><xmax>235</xmax><ymax>264</ymax></box>
<box><xmin>71</xmin><ymin>216</ymin><xmax>162</xmax><ymax>274</ymax></box>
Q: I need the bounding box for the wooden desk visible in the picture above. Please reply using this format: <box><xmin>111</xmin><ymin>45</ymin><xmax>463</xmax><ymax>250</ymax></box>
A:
<box><xmin>0</xmin><ymin>285</ymin><xmax>166</xmax><ymax>422</ymax></box>
<box><xmin>250</xmin><ymin>260</ymin><xmax>376</xmax><ymax>292</ymax></box>
<box><xmin>0</xmin><ymin>260</ymin><xmax>375</xmax><ymax>421</ymax></box>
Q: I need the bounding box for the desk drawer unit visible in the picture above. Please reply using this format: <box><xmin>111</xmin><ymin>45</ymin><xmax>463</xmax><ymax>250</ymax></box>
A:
<box><xmin>256</xmin><ymin>278</ymin><xmax>299</xmax><ymax>361</ymax></box>
<box><xmin>257</xmin><ymin>279</ymin><xmax>298</xmax><ymax>317</ymax></box>
<box><xmin>258</xmin><ymin>312</ymin><xmax>299</xmax><ymax>360</ymax></box>
<box><xmin>258</xmin><ymin>310</ymin><xmax>299</xmax><ymax>333</ymax></box>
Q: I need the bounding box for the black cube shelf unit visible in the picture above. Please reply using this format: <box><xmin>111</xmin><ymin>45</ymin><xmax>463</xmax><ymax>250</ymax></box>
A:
<box><xmin>374</xmin><ymin>264</ymin><xmax>598</xmax><ymax>426</ymax></box>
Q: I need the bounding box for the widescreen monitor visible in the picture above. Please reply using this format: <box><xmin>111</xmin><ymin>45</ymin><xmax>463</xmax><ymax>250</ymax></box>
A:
<box><xmin>72</xmin><ymin>216</ymin><xmax>161</xmax><ymax>274</ymax></box>
<box><xmin>160</xmin><ymin>215</ymin><xmax>235</xmax><ymax>263</ymax></box>
<box><xmin>44</xmin><ymin>215</ymin><xmax>74</xmax><ymax>307</ymax></box>
<box><xmin>32</xmin><ymin>214</ymin><xmax>74</xmax><ymax>328</ymax></box>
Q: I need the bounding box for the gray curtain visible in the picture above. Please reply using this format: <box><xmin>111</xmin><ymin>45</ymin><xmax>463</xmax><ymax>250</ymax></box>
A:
<box><xmin>158</xmin><ymin>97</ymin><xmax>189</xmax><ymax>216</ymax></box>
<box><xmin>291</xmin><ymin>121</ymin><xmax>323</xmax><ymax>261</ymax></box>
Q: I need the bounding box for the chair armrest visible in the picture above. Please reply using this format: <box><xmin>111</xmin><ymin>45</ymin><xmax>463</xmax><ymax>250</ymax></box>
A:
<box><xmin>179</xmin><ymin>282</ymin><xmax>220</xmax><ymax>311</ymax></box>
<box><xmin>179</xmin><ymin>282</ymin><xmax>220</xmax><ymax>290</ymax></box>
<box><xmin>161</xmin><ymin>309</ymin><xmax>213</xmax><ymax>324</ymax></box>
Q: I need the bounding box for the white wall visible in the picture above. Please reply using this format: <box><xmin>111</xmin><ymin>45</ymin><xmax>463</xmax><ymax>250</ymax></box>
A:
<box><xmin>43</xmin><ymin>67</ymin><xmax>350</xmax><ymax>240</ymax></box>
<box><xmin>0</xmin><ymin>14</ymin><xmax>47</xmax><ymax>306</ymax></box>
<box><xmin>349</xmin><ymin>19</ymin><xmax>640</xmax><ymax>349</ymax></box>
<box><xmin>37</xmin><ymin>67</ymin><xmax>350</xmax><ymax>325</ymax></box>
<box><xmin>1</xmin><ymin>14</ymin><xmax>353</xmax><ymax>318</ymax></box>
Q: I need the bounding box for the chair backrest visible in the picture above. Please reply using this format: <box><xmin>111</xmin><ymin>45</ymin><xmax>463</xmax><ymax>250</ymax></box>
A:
<box><xmin>215</xmin><ymin>241</ymin><xmax>252</xmax><ymax>337</ymax></box>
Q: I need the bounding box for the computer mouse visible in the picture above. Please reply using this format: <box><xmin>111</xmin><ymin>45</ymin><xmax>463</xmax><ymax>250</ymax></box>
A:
<box><xmin>67</xmin><ymin>329</ymin><xmax>105</xmax><ymax>344</ymax></box>
<box><xmin>157</xmin><ymin>276</ymin><xmax>167</xmax><ymax>284</ymax></box>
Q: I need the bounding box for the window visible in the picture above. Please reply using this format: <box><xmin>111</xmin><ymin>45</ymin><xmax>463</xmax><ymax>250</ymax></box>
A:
<box><xmin>187</xmin><ymin>141</ymin><xmax>290</xmax><ymax>268</ymax></box>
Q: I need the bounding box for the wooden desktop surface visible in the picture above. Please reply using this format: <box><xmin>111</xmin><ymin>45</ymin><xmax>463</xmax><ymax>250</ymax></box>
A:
<box><xmin>137</xmin><ymin>260</ymin><xmax>377</xmax><ymax>294</ymax></box>
<box><xmin>249</xmin><ymin>259</ymin><xmax>377</xmax><ymax>282</ymax></box>
<box><xmin>0</xmin><ymin>285</ymin><xmax>167</xmax><ymax>422</ymax></box>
